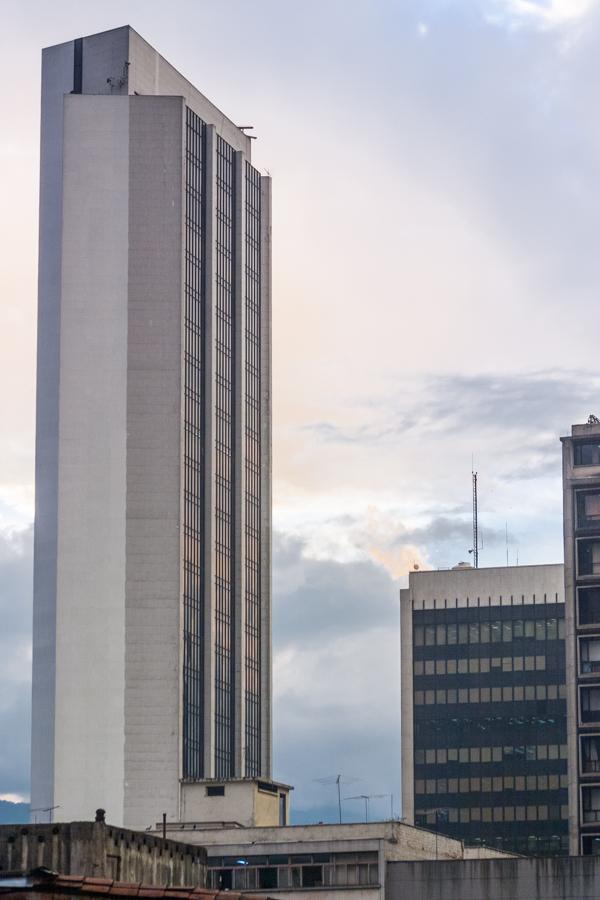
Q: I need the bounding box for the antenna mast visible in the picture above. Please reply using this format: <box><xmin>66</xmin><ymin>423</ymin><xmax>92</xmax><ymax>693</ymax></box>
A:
<box><xmin>472</xmin><ymin>472</ymin><xmax>479</xmax><ymax>569</ymax></box>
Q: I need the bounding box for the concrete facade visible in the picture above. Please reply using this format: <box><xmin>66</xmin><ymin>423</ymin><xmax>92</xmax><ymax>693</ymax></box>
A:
<box><xmin>158</xmin><ymin>820</ymin><xmax>511</xmax><ymax>900</ymax></box>
<box><xmin>561</xmin><ymin>420</ymin><xmax>600</xmax><ymax>855</ymax></box>
<box><xmin>386</xmin><ymin>856</ymin><xmax>600</xmax><ymax>900</ymax></box>
<box><xmin>401</xmin><ymin>564</ymin><xmax>568</xmax><ymax>855</ymax></box>
<box><xmin>32</xmin><ymin>27</ymin><xmax>272</xmax><ymax>830</ymax></box>
<box><xmin>0</xmin><ymin>820</ymin><xmax>206</xmax><ymax>886</ymax></box>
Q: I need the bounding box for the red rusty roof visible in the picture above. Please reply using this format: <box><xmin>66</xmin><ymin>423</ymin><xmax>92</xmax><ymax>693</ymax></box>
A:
<box><xmin>0</xmin><ymin>876</ymin><xmax>269</xmax><ymax>900</ymax></box>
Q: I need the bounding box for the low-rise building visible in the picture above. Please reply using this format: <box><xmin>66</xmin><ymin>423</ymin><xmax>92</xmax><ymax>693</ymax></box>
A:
<box><xmin>0</xmin><ymin>816</ymin><xmax>205</xmax><ymax>887</ymax></box>
<box><xmin>158</xmin><ymin>819</ymin><xmax>512</xmax><ymax>900</ymax></box>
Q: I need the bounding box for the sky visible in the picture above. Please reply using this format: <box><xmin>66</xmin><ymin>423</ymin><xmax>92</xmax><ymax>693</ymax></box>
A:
<box><xmin>1</xmin><ymin>0</ymin><xmax>600</xmax><ymax>823</ymax></box>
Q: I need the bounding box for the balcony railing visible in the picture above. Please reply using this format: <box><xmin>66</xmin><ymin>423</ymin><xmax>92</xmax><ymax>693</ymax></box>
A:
<box><xmin>582</xmin><ymin>760</ymin><xmax>600</xmax><ymax>774</ymax></box>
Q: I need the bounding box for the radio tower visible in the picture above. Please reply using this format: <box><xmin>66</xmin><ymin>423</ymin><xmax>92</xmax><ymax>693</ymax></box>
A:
<box><xmin>472</xmin><ymin>472</ymin><xmax>479</xmax><ymax>569</ymax></box>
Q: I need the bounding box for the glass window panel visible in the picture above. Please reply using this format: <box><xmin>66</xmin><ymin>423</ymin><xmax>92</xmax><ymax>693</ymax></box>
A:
<box><xmin>425</xmin><ymin>660</ymin><xmax>435</xmax><ymax>675</ymax></box>
<box><xmin>480</xmin><ymin>658</ymin><xmax>490</xmax><ymax>673</ymax></box>
<box><xmin>502</xmin><ymin>657</ymin><xmax>512</xmax><ymax>672</ymax></box>
<box><xmin>447</xmin><ymin>624</ymin><xmax>457</xmax><ymax>644</ymax></box>
<box><xmin>447</xmin><ymin>689</ymin><xmax>457</xmax><ymax>704</ymax></box>
<box><xmin>481</xmin><ymin>687</ymin><xmax>491</xmax><ymax>702</ymax></box>
<box><xmin>503</xmin><ymin>686</ymin><xmax>512</xmax><ymax>702</ymax></box>
<box><xmin>514</xmin><ymin>686</ymin><xmax>524</xmax><ymax>701</ymax></box>
<box><xmin>447</xmin><ymin>659</ymin><xmax>457</xmax><ymax>675</ymax></box>
<box><xmin>525</xmin><ymin>620</ymin><xmax>535</xmax><ymax>638</ymax></box>
<box><xmin>503</xmin><ymin>621</ymin><xmax>512</xmax><ymax>642</ymax></box>
<box><xmin>437</xmin><ymin>749</ymin><xmax>447</xmax><ymax>764</ymax></box>
<box><xmin>458</xmin><ymin>689</ymin><xmax>468</xmax><ymax>703</ymax></box>
<box><xmin>491</xmin><ymin>621</ymin><xmax>502</xmax><ymax>642</ymax></box>
<box><xmin>414</xmin><ymin>691</ymin><xmax>424</xmax><ymax>705</ymax></box>
<box><xmin>514</xmin><ymin>620</ymin><xmax>524</xmax><ymax>638</ymax></box>
<box><xmin>469</xmin><ymin>623</ymin><xmax>479</xmax><ymax>643</ymax></box>
<box><xmin>469</xmin><ymin>688</ymin><xmax>479</xmax><ymax>703</ymax></box>
<box><xmin>547</xmin><ymin>618</ymin><xmax>558</xmax><ymax>640</ymax></box>
<box><xmin>435</xmin><ymin>659</ymin><xmax>446</xmax><ymax>675</ymax></box>
<box><xmin>514</xmin><ymin>656</ymin><xmax>524</xmax><ymax>671</ymax></box>
<box><xmin>471</xmin><ymin>777</ymin><xmax>481</xmax><ymax>791</ymax></box>
<box><xmin>470</xmin><ymin>747</ymin><xmax>480</xmax><ymax>763</ymax></box>
<box><xmin>425</xmin><ymin>690</ymin><xmax>435</xmax><ymax>705</ymax></box>
<box><xmin>459</xmin><ymin>748</ymin><xmax>469</xmax><ymax>763</ymax></box>
<box><xmin>458</xmin><ymin>624</ymin><xmax>468</xmax><ymax>644</ymax></box>
<box><xmin>536</xmin><ymin>655</ymin><xmax>546</xmax><ymax>670</ymax></box>
<box><xmin>426</xmin><ymin>749</ymin><xmax>436</xmax><ymax>764</ymax></box>
<box><xmin>480</xmin><ymin>622</ymin><xmax>490</xmax><ymax>643</ymax></box>
<box><xmin>425</xmin><ymin>626</ymin><xmax>435</xmax><ymax>646</ymax></box>
<box><xmin>436</xmin><ymin>690</ymin><xmax>446</xmax><ymax>704</ymax></box>
<box><xmin>469</xmin><ymin>658</ymin><xmax>479</xmax><ymax>674</ymax></box>
<box><xmin>458</xmin><ymin>659</ymin><xmax>468</xmax><ymax>674</ymax></box>
<box><xmin>414</xmin><ymin>661</ymin><xmax>424</xmax><ymax>676</ymax></box>
<box><xmin>493</xmin><ymin>747</ymin><xmax>502</xmax><ymax>762</ymax></box>
<box><xmin>436</xmin><ymin>624</ymin><xmax>446</xmax><ymax>645</ymax></box>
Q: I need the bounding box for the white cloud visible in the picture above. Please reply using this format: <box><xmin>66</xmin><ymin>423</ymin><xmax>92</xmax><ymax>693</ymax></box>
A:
<box><xmin>490</xmin><ymin>0</ymin><xmax>599</xmax><ymax>28</ymax></box>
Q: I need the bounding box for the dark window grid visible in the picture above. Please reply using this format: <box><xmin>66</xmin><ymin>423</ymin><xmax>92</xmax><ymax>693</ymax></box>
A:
<box><xmin>183</xmin><ymin>107</ymin><xmax>206</xmax><ymax>780</ymax></box>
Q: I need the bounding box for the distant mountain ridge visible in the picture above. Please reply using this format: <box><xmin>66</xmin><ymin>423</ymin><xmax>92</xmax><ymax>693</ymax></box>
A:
<box><xmin>0</xmin><ymin>800</ymin><xmax>29</xmax><ymax>824</ymax></box>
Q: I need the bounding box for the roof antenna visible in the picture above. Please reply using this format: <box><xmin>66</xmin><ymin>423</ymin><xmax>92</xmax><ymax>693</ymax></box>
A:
<box><xmin>468</xmin><ymin>467</ymin><xmax>479</xmax><ymax>568</ymax></box>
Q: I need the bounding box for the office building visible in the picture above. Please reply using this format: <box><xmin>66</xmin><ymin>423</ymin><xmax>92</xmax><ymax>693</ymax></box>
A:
<box><xmin>32</xmin><ymin>26</ymin><xmax>275</xmax><ymax>829</ymax></box>
<box><xmin>561</xmin><ymin>418</ymin><xmax>600</xmax><ymax>855</ymax></box>
<box><xmin>401</xmin><ymin>564</ymin><xmax>568</xmax><ymax>856</ymax></box>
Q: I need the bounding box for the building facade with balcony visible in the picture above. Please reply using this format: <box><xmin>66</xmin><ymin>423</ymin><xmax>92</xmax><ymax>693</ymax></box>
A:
<box><xmin>561</xmin><ymin>419</ymin><xmax>600</xmax><ymax>855</ymax></box>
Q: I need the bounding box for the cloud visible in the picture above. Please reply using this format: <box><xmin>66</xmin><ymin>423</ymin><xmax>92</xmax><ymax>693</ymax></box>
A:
<box><xmin>0</xmin><ymin>526</ymin><xmax>32</xmax><ymax>799</ymax></box>
<box><xmin>488</xmin><ymin>0</ymin><xmax>599</xmax><ymax>28</ymax></box>
<box><xmin>272</xmin><ymin>535</ymin><xmax>401</xmax><ymax>817</ymax></box>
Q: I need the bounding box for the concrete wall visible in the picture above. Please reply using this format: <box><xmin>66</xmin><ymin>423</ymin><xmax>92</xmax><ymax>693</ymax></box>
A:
<box><xmin>180</xmin><ymin>781</ymin><xmax>285</xmax><ymax>828</ymax></box>
<box><xmin>123</xmin><ymin>94</ymin><xmax>185</xmax><ymax>831</ymax></box>
<box><xmin>31</xmin><ymin>33</ymin><xmax>74</xmax><ymax>820</ymax></box>
<box><xmin>54</xmin><ymin>94</ymin><xmax>130</xmax><ymax>824</ymax></box>
<box><xmin>0</xmin><ymin>822</ymin><xmax>206</xmax><ymax>887</ymax></box>
<box><xmin>387</xmin><ymin>857</ymin><xmax>600</xmax><ymax>900</ymax></box>
<box><xmin>163</xmin><ymin>820</ymin><xmax>494</xmax><ymax>861</ymax></box>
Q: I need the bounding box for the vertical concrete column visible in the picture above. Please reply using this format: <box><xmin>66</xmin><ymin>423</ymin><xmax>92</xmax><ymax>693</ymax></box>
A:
<box><xmin>31</xmin><ymin>37</ymin><xmax>76</xmax><ymax>818</ymax></box>
<box><xmin>233</xmin><ymin>150</ymin><xmax>247</xmax><ymax>776</ymax></box>
<box><xmin>259</xmin><ymin>175</ymin><xmax>273</xmax><ymax>778</ymax></box>
<box><xmin>202</xmin><ymin>124</ymin><xmax>217</xmax><ymax>779</ymax></box>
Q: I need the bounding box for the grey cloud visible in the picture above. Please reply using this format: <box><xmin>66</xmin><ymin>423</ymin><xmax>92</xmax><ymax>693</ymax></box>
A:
<box><xmin>273</xmin><ymin>534</ymin><xmax>399</xmax><ymax>650</ymax></box>
<box><xmin>0</xmin><ymin>526</ymin><xmax>32</xmax><ymax>798</ymax></box>
<box><xmin>302</xmin><ymin>370</ymin><xmax>600</xmax><ymax>467</ymax></box>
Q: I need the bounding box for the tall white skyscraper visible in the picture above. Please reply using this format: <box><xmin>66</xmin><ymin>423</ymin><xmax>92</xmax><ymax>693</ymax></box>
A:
<box><xmin>31</xmin><ymin>26</ymin><xmax>274</xmax><ymax>829</ymax></box>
